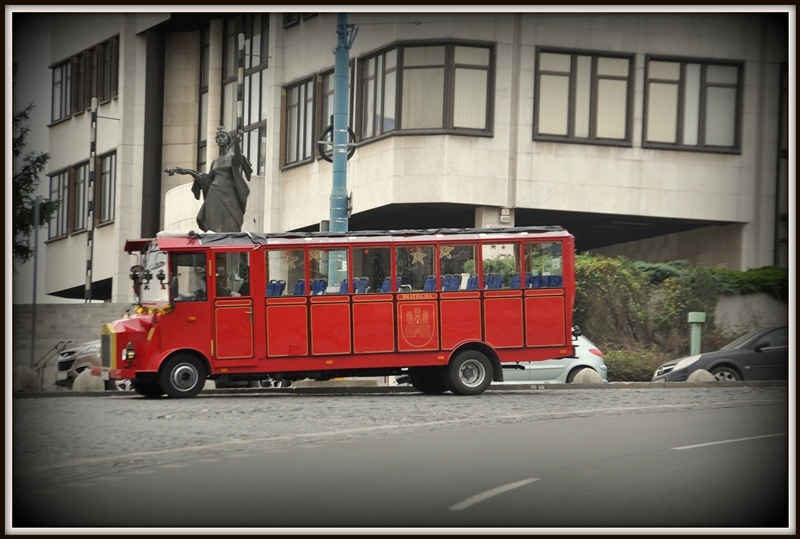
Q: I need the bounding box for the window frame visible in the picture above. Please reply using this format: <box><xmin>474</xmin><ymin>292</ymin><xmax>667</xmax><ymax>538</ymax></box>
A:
<box><xmin>281</xmin><ymin>76</ymin><xmax>316</xmax><ymax>167</ymax></box>
<box><xmin>533</xmin><ymin>46</ymin><xmax>635</xmax><ymax>147</ymax></box>
<box><xmin>356</xmin><ymin>40</ymin><xmax>495</xmax><ymax>142</ymax></box>
<box><xmin>642</xmin><ymin>54</ymin><xmax>743</xmax><ymax>154</ymax></box>
<box><xmin>71</xmin><ymin>161</ymin><xmax>90</xmax><ymax>233</ymax></box>
<box><xmin>47</xmin><ymin>169</ymin><xmax>69</xmax><ymax>240</ymax></box>
<box><xmin>51</xmin><ymin>61</ymin><xmax>71</xmax><ymax>123</ymax></box>
<box><xmin>97</xmin><ymin>151</ymin><xmax>116</xmax><ymax>225</ymax></box>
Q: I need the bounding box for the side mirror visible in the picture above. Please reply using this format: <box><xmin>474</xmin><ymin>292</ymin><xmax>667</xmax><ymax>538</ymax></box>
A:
<box><xmin>754</xmin><ymin>342</ymin><xmax>770</xmax><ymax>352</ymax></box>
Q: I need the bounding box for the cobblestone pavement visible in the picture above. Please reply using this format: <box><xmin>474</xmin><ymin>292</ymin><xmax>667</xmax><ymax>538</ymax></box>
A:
<box><xmin>11</xmin><ymin>386</ymin><xmax>789</xmax><ymax>492</ymax></box>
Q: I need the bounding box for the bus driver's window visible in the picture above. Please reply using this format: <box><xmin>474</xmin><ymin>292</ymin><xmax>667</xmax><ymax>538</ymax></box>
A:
<box><xmin>170</xmin><ymin>253</ymin><xmax>207</xmax><ymax>301</ymax></box>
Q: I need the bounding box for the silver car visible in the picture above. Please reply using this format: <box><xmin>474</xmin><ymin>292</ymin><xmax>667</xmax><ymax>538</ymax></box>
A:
<box><xmin>493</xmin><ymin>331</ymin><xmax>607</xmax><ymax>384</ymax></box>
<box><xmin>55</xmin><ymin>340</ymin><xmax>133</xmax><ymax>391</ymax></box>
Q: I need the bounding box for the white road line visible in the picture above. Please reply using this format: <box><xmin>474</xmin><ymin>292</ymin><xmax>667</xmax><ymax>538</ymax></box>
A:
<box><xmin>449</xmin><ymin>478</ymin><xmax>540</xmax><ymax>511</ymax></box>
<box><xmin>672</xmin><ymin>432</ymin><xmax>787</xmax><ymax>451</ymax></box>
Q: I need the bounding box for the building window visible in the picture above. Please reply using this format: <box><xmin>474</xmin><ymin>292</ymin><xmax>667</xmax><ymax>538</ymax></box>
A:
<box><xmin>98</xmin><ymin>152</ymin><xmax>116</xmax><ymax>224</ymax></box>
<box><xmin>534</xmin><ymin>48</ymin><xmax>633</xmax><ymax>145</ymax></box>
<box><xmin>318</xmin><ymin>63</ymin><xmax>355</xmax><ymax>160</ymax></box>
<box><xmin>51</xmin><ymin>61</ymin><xmax>71</xmax><ymax>123</ymax></box>
<box><xmin>51</xmin><ymin>36</ymin><xmax>118</xmax><ymax>120</ymax></box>
<box><xmin>283</xmin><ymin>78</ymin><xmax>314</xmax><ymax>165</ymax></box>
<box><xmin>643</xmin><ymin>56</ymin><xmax>742</xmax><ymax>153</ymax></box>
<box><xmin>222</xmin><ymin>14</ymin><xmax>269</xmax><ymax>175</ymax></box>
<box><xmin>72</xmin><ymin>162</ymin><xmax>89</xmax><ymax>232</ymax></box>
<box><xmin>48</xmin><ymin>170</ymin><xmax>69</xmax><ymax>239</ymax></box>
<box><xmin>358</xmin><ymin>41</ymin><xmax>494</xmax><ymax>141</ymax></box>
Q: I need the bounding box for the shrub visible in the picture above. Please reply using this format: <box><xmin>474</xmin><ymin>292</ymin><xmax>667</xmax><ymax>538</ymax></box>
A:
<box><xmin>603</xmin><ymin>348</ymin><xmax>664</xmax><ymax>382</ymax></box>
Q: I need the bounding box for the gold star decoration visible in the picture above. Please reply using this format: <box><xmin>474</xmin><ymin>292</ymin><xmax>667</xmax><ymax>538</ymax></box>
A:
<box><xmin>309</xmin><ymin>249</ymin><xmax>322</xmax><ymax>263</ymax></box>
<box><xmin>285</xmin><ymin>253</ymin><xmax>299</xmax><ymax>269</ymax></box>
<box><xmin>411</xmin><ymin>247</ymin><xmax>428</xmax><ymax>265</ymax></box>
<box><xmin>439</xmin><ymin>245</ymin><xmax>454</xmax><ymax>259</ymax></box>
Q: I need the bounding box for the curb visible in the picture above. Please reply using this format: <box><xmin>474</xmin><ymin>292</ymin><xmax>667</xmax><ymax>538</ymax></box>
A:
<box><xmin>11</xmin><ymin>380</ymin><xmax>788</xmax><ymax>398</ymax></box>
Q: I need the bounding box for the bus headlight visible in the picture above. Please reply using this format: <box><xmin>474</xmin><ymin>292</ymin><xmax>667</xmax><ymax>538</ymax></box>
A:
<box><xmin>122</xmin><ymin>343</ymin><xmax>136</xmax><ymax>362</ymax></box>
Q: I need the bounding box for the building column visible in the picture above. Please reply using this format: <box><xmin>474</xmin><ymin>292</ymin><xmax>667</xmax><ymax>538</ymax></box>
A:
<box><xmin>475</xmin><ymin>206</ymin><xmax>515</xmax><ymax>228</ymax></box>
<box><xmin>205</xmin><ymin>19</ymin><xmax>223</xmax><ymax>169</ymax></box>
<box><xmin>141</xmin><ymin>28</ymin><xmax>165</xmax><ymax>238</ymax></box>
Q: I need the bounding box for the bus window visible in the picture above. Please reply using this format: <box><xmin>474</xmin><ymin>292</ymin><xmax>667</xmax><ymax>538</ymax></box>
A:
<box><xmin>352</xmin><ymin>246</ymin><xmax>392</xmax><ymax>293</ymax></box>
<box><xmin>482</xmin><ymin>243</ymin><xmax>521</xmax><ymax>289</ymax></box>
<box><xmin>266</xmin><ymin>249</ymin><xmax>305</xmax><ymax>296</ymax></box>
<box><xmin>525</xmin><ymin>242</ymin><xmax>563</xmax><ymax>288</ymax></box>
<box><xmin>170</xmin><ymin>253</ymin><xmax>208</xmax><ymax>301</ymax></box>
<box><xmin>214</xmin><ymin>252</ymin><xmax>250</xmax><ymax>297</ymax></box>
<box><xmin>396</xmin><ymin>245</ymin><xmax>435</xmax><ymax>291</ymax></box>
<box><xmin>309</xmin><ymin>248</ymin><xmax>349</xmax><ymax>294</ymax></box>
<box><xmin>439</xmin><ymin>244</ymin><xmax>477</xmax><ymax>291</ymax></box>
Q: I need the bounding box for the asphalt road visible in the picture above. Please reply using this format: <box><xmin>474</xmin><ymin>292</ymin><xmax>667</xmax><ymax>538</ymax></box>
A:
<box><xmin>10</xmin><ymin>385</ymin><xmax>792</xmax><ymax>531</ymax></box>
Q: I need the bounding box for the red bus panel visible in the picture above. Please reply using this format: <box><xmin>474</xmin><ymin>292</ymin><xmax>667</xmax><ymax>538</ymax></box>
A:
<box><xmin>352</xmin><ymin>297</ymin><xmax>395</xmax><ymax>354</ymax></box>
<box><xmin>215</xmin><ymin>299</ymin><xmax>254</xmax><ymax>359</ymax></box>
<box><xmin>397</xmin><ymin>297</ymin><xmax>439</xmax><ymax>351</ymax></box>
<box><xmin>439</xmin><ymin>293</ymin><xmax>482</xmax><ymax>350</ymax></box>
<box><xmin>265</xmin><ymin>298</ymin><xmax>309</xmax><ymax>357</ymax></box>
<box><xmin>525</xmin><ymin>294</ymin><xmax>568</xmax><ymax>347</ymax></box>
<box><xmin>310</xmin><ymin>297</ymin><xmax>352</xmax><ymax>355</ymax></box>
<box><xmin>483</xmin><ymin>291</ymin><xmax>524</xmax><ymax>348</ymax></box>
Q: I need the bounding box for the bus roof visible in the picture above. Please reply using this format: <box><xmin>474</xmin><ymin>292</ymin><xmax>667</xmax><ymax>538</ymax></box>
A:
<box><xmin>126</xmin><ymin>226</ymin><xmax>570</xmax><ymax>252</ymax></box>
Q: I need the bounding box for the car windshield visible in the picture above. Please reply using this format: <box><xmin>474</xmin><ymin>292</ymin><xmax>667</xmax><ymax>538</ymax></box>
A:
<box><xmin>139</xmin><ymin>246</ymin><xmax>170</xmax><ymax>304</ymax></box>
<box><xmin>719</xmin><ymin>330</ymin><xmax>760</xmax><ymax>351</ymax></box>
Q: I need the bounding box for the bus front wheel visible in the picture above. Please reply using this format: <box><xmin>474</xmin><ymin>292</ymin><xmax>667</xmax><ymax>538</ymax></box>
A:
<box><xmin>446</xmin><ymin>351</ymin><xmax>492</xmax><ymax>396</ymax></box>
<box><xmin>159</xmin><ymin>354</ymin><xmax>207</xmax><ymax>398</ymax></box>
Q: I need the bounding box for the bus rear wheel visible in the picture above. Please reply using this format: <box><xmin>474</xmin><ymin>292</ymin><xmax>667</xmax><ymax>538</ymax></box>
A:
<box><xmin>159</xmin><ymin>354</ymin><xmax>207</xmax><ymax>398</ymax></box>
<box><xmin>409</xmin><ymin>370</ymin><xmax>448</xmax><ymax>394</ymax></box>
<box><xmin>445</xmin><ymin>350</ymin><xmax>492</xmax><ymax>396</ymax></box>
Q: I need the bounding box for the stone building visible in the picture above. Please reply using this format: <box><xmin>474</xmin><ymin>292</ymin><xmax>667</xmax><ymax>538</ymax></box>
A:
<box><xmin>36</xmin><ymin>10</ymin><xmax>790</xmax><ymax>303</ymax></box>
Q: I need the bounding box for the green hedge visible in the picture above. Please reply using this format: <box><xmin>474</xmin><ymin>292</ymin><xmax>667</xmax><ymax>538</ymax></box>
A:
<box><xmin>574</xmin><ymin>255</ymin><xmax>788</xmax><ymax>381</ymax></box>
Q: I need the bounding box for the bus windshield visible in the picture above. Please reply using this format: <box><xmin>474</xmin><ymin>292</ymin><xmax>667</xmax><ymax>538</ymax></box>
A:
<box><xmin>138</xmin><ymin>245</ymin><xmax>170</xmax><ymax>304</ymax></box>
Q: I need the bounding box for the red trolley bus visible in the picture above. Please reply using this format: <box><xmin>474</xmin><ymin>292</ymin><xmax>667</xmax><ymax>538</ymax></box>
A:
<box><xmin>93</xmin><ymin>226</ymin><xmax>576</xmax><ymax>398</ymax></box>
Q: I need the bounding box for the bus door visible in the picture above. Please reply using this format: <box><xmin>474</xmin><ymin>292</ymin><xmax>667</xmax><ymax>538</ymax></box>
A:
<box><xmin>523</xmin><ymin>241</ymin><xmax>569</xmax><ymax>348</ymax></box>
<box><xmin>212</xmin><ymin>251</ymin><xmax>256</xmax><ymax>362</ymax></box>
<box><xmin>395</xmin><ymin>245</ymin><xmax>440</xmax><ymax>351</ymax></box>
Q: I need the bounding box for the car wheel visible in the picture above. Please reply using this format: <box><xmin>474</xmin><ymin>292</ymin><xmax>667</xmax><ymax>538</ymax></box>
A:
<box><xmin>159</xmin><ymin>354</ymin><xmax>207</xmax><ymax>398</ymax></box>
<box><xmin>566</xmin><ymin>367</ymin><xmax>587</xmax><ymax>383</ymax></box>
<box><xmin>445</xmin><ymin>350</ymin><xmax>492</xmax><ymax>396</ymax></box>
<box><xmin>408</xmin><ymin>370</ymin><xmax>448</xmax><ymax>394</ymax></box>
<box><xmin>131</xmin><ymin>381</ymin><xmax>165</xmax><ymax>398</ymax></box>
<box><xmin>710</xmin><ymin>366</ymin><xmax>741</xmax><ymax>382</ymax></box>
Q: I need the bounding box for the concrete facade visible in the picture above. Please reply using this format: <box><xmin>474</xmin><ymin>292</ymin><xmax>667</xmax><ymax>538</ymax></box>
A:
<box><xmin>35</xmin><ymin>11</ymin><xmax>790</xmax><ymax>304</ymax></box>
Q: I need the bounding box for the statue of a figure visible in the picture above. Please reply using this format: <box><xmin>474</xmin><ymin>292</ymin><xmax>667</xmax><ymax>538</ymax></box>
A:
<box><xmin>166</xmin><ymin>126</ymin><xmax>252</xmax><ymax>233</ymax></box>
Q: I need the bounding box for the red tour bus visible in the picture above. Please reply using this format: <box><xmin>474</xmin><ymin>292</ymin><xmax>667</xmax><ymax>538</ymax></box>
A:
<box><xmin>93</xmin><ymin>226</ymin><xmax>576</xmax><ymax>398</ymax></box>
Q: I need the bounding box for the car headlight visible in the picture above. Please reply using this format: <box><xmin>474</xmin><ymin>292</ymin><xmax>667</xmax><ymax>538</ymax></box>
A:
<box><xmin>121</xmin><ymin>343</ymin><xmax>136</xmax><ymax>362</ymax></box>
<box><xmin>673</xmin><ymin>354</ymin><xmax>702</xmax><ymax>371</ymax></box>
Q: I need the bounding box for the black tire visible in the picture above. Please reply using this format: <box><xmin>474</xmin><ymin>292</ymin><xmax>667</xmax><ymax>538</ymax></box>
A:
<box><xmin>409</xmin><ymin>370</ymin><xmax>448</xmax><ymax>394</ymax></box>
<box><xmin>566</xmin><ymin>367</ymin><xmax>588</xmax><ymax>383</ymax></box>
<box><xmin>710</xmin><ymin>366</ymin><xmax>741</xmax><ymax>382</ymax></box>
<box><xmin>159</xmin><ymin>354</ymin><xmax>207</xmax><ymax>398</ymax></box>
<box><xmin>131</xmin><ymin>381</ymin><xmax>165</xmax><ymax>398</ymax></box>
<box><xmin>445</xmin><ymin>350</ymin><xmax>493</xmax><ymax>396</ymax></box>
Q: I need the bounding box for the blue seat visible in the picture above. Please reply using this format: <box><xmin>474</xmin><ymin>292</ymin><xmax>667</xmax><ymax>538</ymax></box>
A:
<box><xmin>423</xmin><ymin>275</ymin><xmax>437</xmax><ymax>292</ymax></box>
<box><xmin>355</xmin><ymin>277</ymin><xmax>368</xmax><ymax>294</ymax></box>
<box><xmin>339</xmin><ymin>279</ymin><xmax>349</xmax><ymax>294</ymax></box>
<box><xmin>293</xmin><ymin>279</ymin><xmax>305</xmax><ymax>296</ymax></box>
<box><xmin>442</xmin><ymin>274</ymin><xmax>455</xmax><ymax>291</ymax></box>
<box><xmin>550</xmin><ymin>275</ymin><xmax>563</xmax><ymax>287</ymax></box>
<box><xmin>381</xmin><ymin>277</ymin><xmax>392</xmax><ymax>293</ymax></box>
<box><xmin>525</xmin><ymin>274</ymin><xmax>534</xmax><ymax>288</ymax></box>
<box><xmin>267</xmin><ymin>280</ymin><xmax>277</xmax><ymax>296</ymax></box>
<box><xmin>312</xmin><ymin>279</ymin><xmax>327</xmax><ymax>295</ymax></box>
<box><xmin>466</xmin><ymin>274</ymin><xmax>478</xmax><ymax>290</ymax></box>
<box><xmin>510</xmin><ymin>274</ymin><xmax>521</xmax><ymax>289</ymax></box>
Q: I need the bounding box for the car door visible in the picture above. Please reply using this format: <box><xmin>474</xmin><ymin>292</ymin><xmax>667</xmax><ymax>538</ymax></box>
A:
<box><xmin>744</xmin><ymin>328</ymin><xmax>789</xmax><ymax>380</ymax></box>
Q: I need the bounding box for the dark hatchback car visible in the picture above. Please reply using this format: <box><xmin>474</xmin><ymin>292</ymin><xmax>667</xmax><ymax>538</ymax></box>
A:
<box><xmin>653</xmin><ymin>325</ymin><xmax>789</xmax><ymax>382</ymax></box>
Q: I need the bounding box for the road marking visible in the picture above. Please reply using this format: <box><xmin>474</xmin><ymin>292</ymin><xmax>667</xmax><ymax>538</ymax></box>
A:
<box><xmin>449</xmin><ymin>478</ymin><xmax>540</xmax><ymax>511</ymax></box>
<box><xmin>672</xmin><ymin>432</ymin><xmax>787</xmax><ymax>451</ymax></box>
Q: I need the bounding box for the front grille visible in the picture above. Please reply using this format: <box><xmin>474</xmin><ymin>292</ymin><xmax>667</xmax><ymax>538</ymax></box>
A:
<box><xmin>58</xmin><ymin>359</ymin><xmax>75</xmax><ymax>372</ymax></box>
<box><xmin>101</xmin><ymin>334</ymin><xmax>111</xmax><ymax>367</ymax></box>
